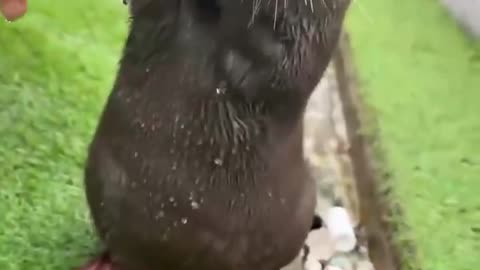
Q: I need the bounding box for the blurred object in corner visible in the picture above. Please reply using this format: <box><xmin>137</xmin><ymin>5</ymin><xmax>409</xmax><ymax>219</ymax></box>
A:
<box><xmin>0</xmin><ymin>0</ymin><xmax>27</xmax><ymax>21</ymax></box>
<box><xmin>441</xmin><ymin>0</ymin><xmax>480</xmax><ymax>39</ymax></box>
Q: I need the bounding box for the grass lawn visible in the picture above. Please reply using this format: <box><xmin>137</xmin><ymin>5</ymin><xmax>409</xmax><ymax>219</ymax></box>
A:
<box><xmin>346</xmin><ymin>0</ymin><xmax>480</xmax><ymax>270</ymax></box>
<box><xmin>0</xmin><ymin>1</ymin><xmax>127</xmax><ymax>269</ymax></box>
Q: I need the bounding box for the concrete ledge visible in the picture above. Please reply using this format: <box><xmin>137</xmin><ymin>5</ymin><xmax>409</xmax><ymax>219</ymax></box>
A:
<box><xmin>332</xmin><ymin>31</ymin><xmax>404</xmax><ymax>270</ymax></box>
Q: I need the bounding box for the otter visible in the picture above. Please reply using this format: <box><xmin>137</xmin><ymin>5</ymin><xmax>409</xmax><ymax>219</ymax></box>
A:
<box><xmin>78</xmin><ymin>0</ymin><xmax>350</xmax><ymax>270</ymax></box>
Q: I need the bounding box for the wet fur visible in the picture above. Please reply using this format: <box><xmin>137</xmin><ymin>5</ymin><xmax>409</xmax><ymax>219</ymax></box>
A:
<box><xmin>82</xmin><ymin>1</ymin><xmax>350</xmax><ymax>270</ymax></box>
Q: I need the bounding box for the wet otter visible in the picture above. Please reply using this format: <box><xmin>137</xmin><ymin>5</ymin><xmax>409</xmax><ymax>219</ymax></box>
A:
<box><xmin>79</xmin><ymin>0</ymin><xmax>350</xmax><ymax>270</ymax></box>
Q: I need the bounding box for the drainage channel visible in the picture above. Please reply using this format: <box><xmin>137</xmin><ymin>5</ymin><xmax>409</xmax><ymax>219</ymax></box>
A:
<box><xmin>282</xmin><ymin>32</ymin><xmax>400</xmax><ymax>270</ymax></box>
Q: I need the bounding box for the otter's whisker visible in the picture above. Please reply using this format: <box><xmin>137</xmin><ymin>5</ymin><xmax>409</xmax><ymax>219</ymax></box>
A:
<box><xmin>274</xmin><ymin>0</ymin><xmax>278</xmax><ymax>29</ymax></box>
<box><xmin>250</xmin><ymin>0</ymin><xmax>263</xmax><ymax>26</ymax></box>
<box><xmin>320</xmin><ymin>0</ymin><xmax>327</xmax><ymax>9</ymax></box>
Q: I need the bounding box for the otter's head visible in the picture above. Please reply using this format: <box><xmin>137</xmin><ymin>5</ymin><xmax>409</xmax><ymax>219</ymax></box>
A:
<box><xmin>120</xmin><ymin>0</ymin><xmax>350</xmax><ymax>118</ymax></box>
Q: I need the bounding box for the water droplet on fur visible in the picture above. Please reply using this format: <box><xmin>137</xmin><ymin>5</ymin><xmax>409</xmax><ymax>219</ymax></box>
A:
<box><xmin>216</xmin><ymin>81</ymin><xmax>227</xmax><ymax>94</ymax></box>
<box><xmin>146</xmin><ymin>67</ymin><xmax>150</xmax><ymax>72</ymax></box>
<box><xmin>191</xmin><ymin>201</ymin><xmax>200</xmax><ymax>209</ymax></box>
<box><xmin>214</xmin><ymin>158</ymin><xmax>223</xmax><ymax>166</ymax></box>
<box><xmin>216</xmin><ymin>87</ymin><xmax>226</xmax><ymax>95</ymax></box>
<box><xmin>155</xmin><ymin>211</ymin><xmax>165</xmax><ymax>219</ymax></box>
<box><xmin>169</xmin><ymin>197</ymin><xmax>175</xmax><ymax>202</ymax></box>
<box><xmin>162</xmin><ymin>229</ymin><xmax>170</xmax><ymax>241</ymax></box>
<box><xmin>181</xmin><ymin>218</ymin><xmax>188</xmax><ymax>224</ymax></box>
<box><xmin>133</xmin><ymin>152</ymin><xmax>138</xmax><ymax>158</ymax></box>
<box><xmin>171</xmin><ymin>162</ymin><xmax>177</xmax><ymax>170</ymax></box>
<box><xmin>267</xmin><ymin>191</ymin><xmax>273</xmax><ymax>198</ymax></box>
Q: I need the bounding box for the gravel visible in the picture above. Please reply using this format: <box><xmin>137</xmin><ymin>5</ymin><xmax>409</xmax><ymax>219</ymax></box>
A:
<box><xmin>282</xmin><ymin>62</ymin><xmax>375</xmax><ymax>270</ymax></box>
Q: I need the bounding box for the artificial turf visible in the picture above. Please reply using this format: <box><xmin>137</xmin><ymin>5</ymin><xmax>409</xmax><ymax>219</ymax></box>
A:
<box><xmin>346</xmin><ymin>1</ymin><xmax>480</xmax><ymax>270</ymax></box>
<box><xmin>0</xmin><ymin>1</ymin><xmax>128</xmax><ymax>269</ymax></box>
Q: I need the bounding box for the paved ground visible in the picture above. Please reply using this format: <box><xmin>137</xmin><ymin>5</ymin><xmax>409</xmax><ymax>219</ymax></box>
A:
<box><xmin>282</xmin><ymin>63</ymin><xmax>375</xmax><ymax>270</ymax></box>
<box><xmin>441</xmin><ymin>0</ymin><xmax>480</xmax><ymax>38</ymax></box>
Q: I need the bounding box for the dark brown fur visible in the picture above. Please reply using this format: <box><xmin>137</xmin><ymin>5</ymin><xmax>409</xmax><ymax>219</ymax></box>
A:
<box><xmin>81</xmin><ymin>1</ymin><xmax>350</xmax><ymax>270</ymax></box>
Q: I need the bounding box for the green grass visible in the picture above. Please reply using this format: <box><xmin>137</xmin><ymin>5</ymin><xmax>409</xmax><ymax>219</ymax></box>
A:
<box><xmin>346</xmin><ymin>1</ymin><xmax>480</xmax><ymax>270</ymax></box>
<box><xmin>0</xmin><ymin>1</ymin><xmax>127</xmax><ymax>269</ymax></box>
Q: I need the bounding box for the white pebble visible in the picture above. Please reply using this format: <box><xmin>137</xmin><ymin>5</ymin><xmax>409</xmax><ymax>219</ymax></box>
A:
<box><xmin>324</xmin><ymin>207</ymin><xmax>357</xmax><ymax>252</ymax></box>
<box><xmin>191</xmin><ymin>201</ymin><xmax>200</xmax><ymax>209</ymax></box>
<box><xmin>324</xmin><ymin>266</ymin><xmax>343</xmax><ymax>270</ymax></box>
<box><xmin>304</xmin><ymin>257</ymin><xmax>323</xmax><ymax>270</ymax></box>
